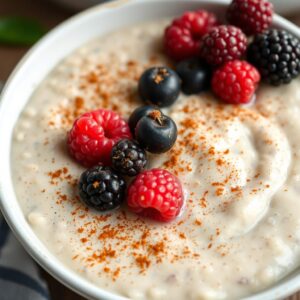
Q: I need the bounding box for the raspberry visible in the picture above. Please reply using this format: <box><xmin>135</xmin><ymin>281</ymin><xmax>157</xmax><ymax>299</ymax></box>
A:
<box><xmin>200</xmin><ymin>25</ymin><xmax>247</xmax><ymax>66</ymax></box>
<box><xmin>79</xmin><ymin>165</ymin><xmax>126</xmax><ymax>211</ymax></box>
<box><xmin>248</xmin><ymin>29</ymin><xmax>300</xmax><ymax>86</ymax></box>
<box><xmin>164</xmin><ymin>10</ymin><xmax>218</xmax><ymax>61</ymax></box>
<box><xmin>211</xmin><ymin>60</ymin><xmax>260</xmax><ymax>104</ymax></box>
<box><xmin>111</xmin><ymin>139</ymin><xmax>147</xmax><ymax>176</ymax></box>
<box><xmin>127</xmin><ymin>169</ymin><xmax>184</xmax><ymax>222</ymax></box>
<box><xmin>68</xmin><ymin>109</ymin><xmax>132</xmax><ymax>167</ymax></box>
<box><xmin>227</xmin><ymin>0</ymin><xmax>273</xmax><ymax>35</ymax></box>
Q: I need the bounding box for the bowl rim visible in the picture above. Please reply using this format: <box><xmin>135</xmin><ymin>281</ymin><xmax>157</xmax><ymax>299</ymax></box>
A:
<box><xmin>1</xmin><ymin>0</ymin><xmax>300</xmax><ymax>299</ymax></box>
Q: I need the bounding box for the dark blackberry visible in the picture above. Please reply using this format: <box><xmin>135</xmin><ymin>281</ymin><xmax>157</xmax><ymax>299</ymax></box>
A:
<box><xmin>111</xmin><ymin>139</ymin><xmax>147</xmax><ymax>176</ymax></box>
<box><xmin>78</xmin><ymin>165</ymin><xmax>126</xmax><ymax>211</ymax></box>
<box><xmin>248</xmin><ymin>29</ymin><xmax>300</xmax><ymax>86</ymax></box>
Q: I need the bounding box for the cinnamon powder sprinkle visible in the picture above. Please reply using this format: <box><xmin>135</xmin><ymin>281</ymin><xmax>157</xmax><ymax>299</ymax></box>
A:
<box><xmin>44</xmin><ymin>54</ymin><xmax>280</xmax><ymax>281</ymax></box>
<box><xmin>93</xmin><ymin>181</ymin><xmax>100</xmax><ymax>188</ymax></box>
<box><xmin>216</xmin><ymin>158</ymin><xmax>225</xmax><ymax>166</ymax></box>
<box><xmin>200</xmin><ymin>191</ymin><xmax>208</xmax><ymax>208</ymax></box>
<box><xmin>194</xmin><ymin>219</ymin><xmax>202</xmax><ymax>226</ymax></box>
<box><xmin>48</xmin><ymin>167</ymin><xmax>74</xmax><ymax>186</ymax></box>
<box><xmin>80</xmin><ymin>238</ymin><xmax>88</xmax><ymax>243</ymax></box>
<box><xmin>179</xmin><ymin>233</ymin><xmax>186</xmax><ymax>239</ymax></box>
<box><xmin>148</xmin><ymin>241</ymin><xmax>165</xmax><ymax>258</ymax></box>
<box><xmin>154</xmin><ymin>68</ymin><xmax>168</xmax><ymax>84</ymax></box>
<box><xmin>89</xmin><ymin>246</ymin><xmax>116</xmax><ymax>263</ymax></box>
<box><xmin>135</xmin><ymin>254</ymin><xmax>151</xmax><ymax>272</ymax></box>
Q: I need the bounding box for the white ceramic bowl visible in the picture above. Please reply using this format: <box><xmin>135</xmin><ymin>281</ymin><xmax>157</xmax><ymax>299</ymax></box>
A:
<box><xmin>1</xmin><ymin>0</ymin><xmax>300</xmax><ymax>299</ymax></box>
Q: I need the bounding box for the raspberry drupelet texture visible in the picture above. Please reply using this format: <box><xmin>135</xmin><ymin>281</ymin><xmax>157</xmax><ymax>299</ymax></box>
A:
<box><xmin>127</xmin><ymin>169</ymin><xmax>184</xmax><ymax>222</ymax></box>
<box><xmin>68</xmin><ymin>109</ymin><xmax>132</xmax><ymax>167</ymax></box>
<box><xmin>227</xmin><ymin>0</ymin><xmax>273</xmax><ymax>35</ymax></box>
<box><xmin>248</xmin><ymin>29</ymin><xmax>300</xmax><ymax>86</ymax></box>
<box><xmin>212</xmin><ymin>60</ymin><xmax>260</xmax><ymax>104</ymax></box>
<box><xmin>111</xmin><ymin>139</ymin><xmax>147</xmax><ymax>177</ymax></box>
<box><xmin>164</xmin><ymin>10</ymin><xmax>218</xmax><ymax>61</ymax></box>
<box><xmin>200</xmin><ymin>25</ymin><xmax>247</xmax><ymax>66</ymax></box>
<box><xmin>79</xmin><ymin>165</ymin><xmax>126</xmax><ymax>211</ymax></box>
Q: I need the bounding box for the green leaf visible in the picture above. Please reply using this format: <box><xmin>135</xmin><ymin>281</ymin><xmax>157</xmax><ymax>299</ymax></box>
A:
<box><xmin>0</xmin><ymin>17</ymin><xmax>46</xmax><ymax>46</ymax></box>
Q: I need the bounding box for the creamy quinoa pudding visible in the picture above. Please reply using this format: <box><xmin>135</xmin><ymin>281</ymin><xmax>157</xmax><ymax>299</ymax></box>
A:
<box><xmin>9</xmin><ymin>7</ymin><xmax>300</xmax><ymax>300</ymax></box>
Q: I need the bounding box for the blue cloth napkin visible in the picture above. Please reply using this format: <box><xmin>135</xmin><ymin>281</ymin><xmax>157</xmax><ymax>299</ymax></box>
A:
<box><xmin>0</xmin><ymin>214</ymin><xmax>50</xmax><ymax>300</ymax></box>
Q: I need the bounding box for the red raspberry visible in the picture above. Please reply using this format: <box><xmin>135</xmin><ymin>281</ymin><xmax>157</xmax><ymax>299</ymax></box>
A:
<box><xmin>200</xmin><ymin>25</ymin><xmax>247</xmax><ymax>66</ymax></box>
<box><xmin>164</xmin><ymin>10</ymin><xmax>218</xmax><ymax>61</ymax></box>
<box><xmin>211</xmin><ymin>60</ymin><xmax>260</xmax><ymax>105</ymax></box>
<box><xmin>227</xmin><ymin>0</ymin><xmax>273</xmax><ymax>35</ymax></box>
<box><xmin>127</xmin><ymin>169</ymin><xmax>184</xmax><ymax>222</ymax></box>
<box><xmin>68</xmin><ymin>109</ymin><xmax>132</xmax><ymax>167</ymax></box>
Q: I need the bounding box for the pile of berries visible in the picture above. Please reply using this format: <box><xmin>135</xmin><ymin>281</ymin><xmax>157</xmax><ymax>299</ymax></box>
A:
<box><xmin>67</xmin><ymin>0</ymin><xmax>300</xmax><ymax>223</ymax></box>
<box><xmin>163</xmin><ymin>0</ymin><xmax>300</xmax><ymax>103</ymax></box>
<box><xmin>68</xmin><ymin>101</ymin><xmax>183</xmax><ymax>222</ymax></box>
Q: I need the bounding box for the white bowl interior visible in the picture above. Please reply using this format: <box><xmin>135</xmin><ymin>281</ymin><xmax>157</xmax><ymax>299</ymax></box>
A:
<box><xmin>1</xmin><ymin>0</ymin><xmax>300</xmax><ymax>299</ymax></box>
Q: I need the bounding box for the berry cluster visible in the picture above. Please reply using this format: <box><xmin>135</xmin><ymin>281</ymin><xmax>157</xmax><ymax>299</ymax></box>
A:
<box><xmin>68</xmin><ymin>75</ymin><xmax>183</xmax><ymax>221</ymax></box>
<box><xmin>163</xmin><ymin>0</ymin><xmax>300</xmax><ymax>104</ymax></box>
<box><xmin>67</xmin><ymin>0</ymin><xmax>300</xmax><ymax>224</ymax></box>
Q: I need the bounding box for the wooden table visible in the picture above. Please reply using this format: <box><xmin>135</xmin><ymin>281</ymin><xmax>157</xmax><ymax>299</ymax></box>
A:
<box><xmin>0</xmin><ymin>0</ymin><xmax>300</xmax><ymax>299</ymax></box>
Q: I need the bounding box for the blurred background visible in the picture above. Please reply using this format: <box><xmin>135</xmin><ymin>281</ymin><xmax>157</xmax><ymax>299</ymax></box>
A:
<box><xmin>0</xmin><ymin>0</ymin><xmax>300</xmax><ymax>299</ymax></box>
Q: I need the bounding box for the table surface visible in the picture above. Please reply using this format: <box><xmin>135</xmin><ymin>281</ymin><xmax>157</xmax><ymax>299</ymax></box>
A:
<box><xmin>1</xmin><ymin>0</ymin><xmax>300</xmax><ymax>299</ymax></box>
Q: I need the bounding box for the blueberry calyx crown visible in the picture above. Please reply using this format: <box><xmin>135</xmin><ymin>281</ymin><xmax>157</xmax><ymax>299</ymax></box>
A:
<box><xmin>148</xmin><ymin>109</ymin><xmax>164</xmax><ymax>126</ymax></box>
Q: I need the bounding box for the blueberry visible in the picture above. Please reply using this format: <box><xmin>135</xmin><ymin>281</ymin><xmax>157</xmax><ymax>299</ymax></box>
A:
<box><xmin>135</xmin><ymin>110</ymin><xmax>177</xmax><ymax>153</ymax></box>
<box><xmin>138</xmin><ymin>66</ymin><xmax>181</xmax><ymax>107</ymax></box>
<box><xmin>176</xmin><ymin>58</ymin><xmax>211</xmax><ymax>95</ymax></box>
<box><xmin>128</xmin><ymin>105</ymin><xmax>162</xmax><ymax>135</ymax></box>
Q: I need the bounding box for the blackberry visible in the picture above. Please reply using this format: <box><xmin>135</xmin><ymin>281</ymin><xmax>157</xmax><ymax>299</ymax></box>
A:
<box><xmin>78</xmin><ymin>165</ymin><xmax>126</xmax><ymax>211</ymax></box>
<box><xmin>248</xmin><ymin>29</ymin><xmax>300</xmax><ymax>86</ymax></box>
<box><xmin>111</xmin><ymin>139</ymin><xmax>147</xmax><ymax>176</ymax></box>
